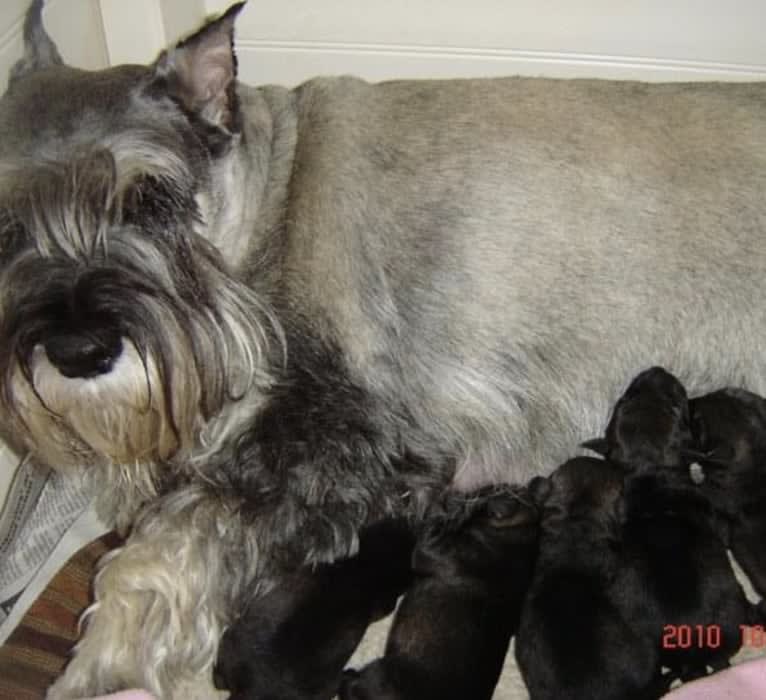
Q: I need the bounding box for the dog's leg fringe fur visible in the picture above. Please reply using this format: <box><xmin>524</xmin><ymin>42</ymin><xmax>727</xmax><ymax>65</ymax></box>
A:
<box><xmin>47</xmin><ymin>486</ymin><xmax>259</xmax><ymax>700</ymax></box>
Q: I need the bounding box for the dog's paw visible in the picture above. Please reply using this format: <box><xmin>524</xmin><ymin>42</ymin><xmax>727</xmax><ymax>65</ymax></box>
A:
<box><xmin>337</xmin><ymin>664</ymin><xmax>398</xmax><ymax>700</ymax></box>
<box><xmin>46</xmin><ymin>676</ymin><xmax>102</xmax><ymax>700</ymax></box>
<box><xmin>338</xmin><ymin>669</ymin><xmax>365</xmax><ymax>700</ymax></box>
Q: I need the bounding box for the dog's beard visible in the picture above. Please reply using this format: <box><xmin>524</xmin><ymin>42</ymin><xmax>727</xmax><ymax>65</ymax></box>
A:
<box><xmin>1</xmin><ymin>245</ymin><xmax>275</xmax><ymax>478</ymax></box>
<box><xmin>13</xmin><ymin>339</ymin><xmax>190</xmax><ymax>465</ymax></box>
<box><xmin>0</xmin><ymin>144</ymin><xmax>279</xmax><ymax>495</ymax></box>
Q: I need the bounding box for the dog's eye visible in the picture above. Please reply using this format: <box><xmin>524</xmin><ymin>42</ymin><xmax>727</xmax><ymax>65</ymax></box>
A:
<box><xmin>121</xmin><ymin>175</ymin><xmax>198</xmax><ymax>232</ymax></box>
<box><xmin>0</xmin><ymin>215</ymin><xmax>26</xmax><ymax>259</ymax></box>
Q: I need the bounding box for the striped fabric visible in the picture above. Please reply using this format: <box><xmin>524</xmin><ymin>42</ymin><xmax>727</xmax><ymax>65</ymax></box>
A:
<box><xmin>0</xmin><ymin>533</ymin><xmax>122</xmax><ymax>700</ymax></box>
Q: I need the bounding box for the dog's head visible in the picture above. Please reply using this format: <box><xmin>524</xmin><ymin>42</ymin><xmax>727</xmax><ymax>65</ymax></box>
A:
<box><xmin>583</xmin><ymin>366</ymin><xmax>691</xmax><ymax>470</ymax></box>
<box><xmin>414</xmin><ymin>487</ymin><xmax>539</xmax><ymax>580</ymax></box>
<box><xmin>0</xmin><ymin>2</ymin><xmax>275</xmax><ymax>473</ymax></box>
<box><xmin>689</xmin><ymin>387</ymin><xmax>766</xmax><ymax>472</ymax></box>
<box><xmin>541</xmin><ymin>457</ymin><xmax>624</xmax><ymax>522</ymax></box>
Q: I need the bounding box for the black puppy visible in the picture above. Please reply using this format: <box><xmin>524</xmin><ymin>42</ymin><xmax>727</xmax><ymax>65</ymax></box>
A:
<box><xmin>582</xmin><ymin>366</ymin><xmax>693</xmax><ymax>470</ymax></box>
<box><xmin>516</xmin><ymin>457</ymin><xmax>666</xmax><ymax>700</ymax></box>
<box><xmin>620</xmin><ymin>467</ymin><xmax>757</xmax><ymax>683</ymax></box>
<box><xmin>689</xmin><ymin>387</ymin><xmax>766</xmax><ymax>598</ymax></box>
<box><xmin>213</xmin><ymin>519</ymin><xmax>415</xmax><ymax>700</ymax></box>
<box><xmin>583</xmin><ymin>369</ymin><xmax>758</xmax><ymax>682</ymax></box>
<box><xmin>340</xmin><ymin>487</ymin><xmax>540</xmax><ymax>700</ymax></box>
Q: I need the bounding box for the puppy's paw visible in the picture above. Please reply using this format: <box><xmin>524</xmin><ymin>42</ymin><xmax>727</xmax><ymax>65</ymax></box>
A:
<box><xmin>338</xmin><ymin>669</ymin><xmax>366</xmax><ymax>700</ymax></box>
<box><xmin>338</xmin><ymin>663</ymin><xmax>398</xmax><ymax>700</ymax></box>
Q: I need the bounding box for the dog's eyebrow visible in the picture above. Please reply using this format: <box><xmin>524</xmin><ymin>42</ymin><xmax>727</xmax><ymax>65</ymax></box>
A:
<box><xmin>120</xmin><ymin>173</ymin><xmax>201</xmax><ymax>231</ymax></box>
<box><xmin>0</xmin><ymin>151</ymin><xmax>118</xmax><ymax>259</ymax></box>
<box><xmin>0</xmin><ymin>207</ymin><xmax>26</xmax><ymax>259</ymax></box>
<box><xmin>0</xmin><ymin>142</ymin><xmax>202</xmax><ymax>260</ymax></box>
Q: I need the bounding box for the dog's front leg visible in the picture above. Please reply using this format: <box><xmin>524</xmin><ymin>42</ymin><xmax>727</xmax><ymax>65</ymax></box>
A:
<box><xmin>47</xmin><ymin>486</ymin><xmax>253</xmax><ymax>700</ymax></box>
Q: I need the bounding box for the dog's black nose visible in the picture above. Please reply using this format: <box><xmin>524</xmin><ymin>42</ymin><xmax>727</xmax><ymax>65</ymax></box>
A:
<box><xmin>44</xmin><ymin>330</ymin><xmax>123</xmax><ymax>378</ymax></box>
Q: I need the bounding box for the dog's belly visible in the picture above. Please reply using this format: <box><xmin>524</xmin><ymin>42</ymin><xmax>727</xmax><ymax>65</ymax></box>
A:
<box><xmin>273</xmin><ymin>76</ymin><xmax>766</xmax><ymax>488</ymax></box>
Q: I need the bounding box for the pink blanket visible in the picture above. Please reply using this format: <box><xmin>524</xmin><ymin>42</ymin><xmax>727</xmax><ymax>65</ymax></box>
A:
<box><xmin>663</xmin><ymin>658</ymin><xmax>766</xmax><ymax>699</ymax></box>
<box><xmin>82</xmin><ymin>693</ymin><xmax>156</xmax><ymax>700</ymax></box>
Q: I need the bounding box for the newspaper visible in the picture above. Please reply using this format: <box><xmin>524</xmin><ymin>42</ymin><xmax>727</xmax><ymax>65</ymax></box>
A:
<box><xmin>0</xmin><ymin>445</ymin><xmax>106</xmax><ymax>644</ymax></box>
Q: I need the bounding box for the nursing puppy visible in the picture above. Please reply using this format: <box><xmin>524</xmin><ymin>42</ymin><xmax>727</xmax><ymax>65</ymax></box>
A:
<box><xmin>213</xmin><ymin>519</ymin><xmax>415</xmax><ymax>700</ymax></box>
<box><xmin>583</xmin><ymin>367</ymin><xmax>754</xmax><ymax>682</ymax></box>
<box><xmin>515</xmin><ymin>457</ymin><xmax>666</xmax><ymax>700</ymax></box>
<box><xmin>689</xmin><ymin>388</ymin><xmax>766</xmax><ymax>598</ymax></box>
<box><xmin>5</xmin><ymin>2</ymin><xmax>766</xmax><ymax>696</ymax></box>
<box><xmin>621</xmin><ymin>469</ymin><xmax>756</xmax><ymax>683</ymax></box>
<box><xmin>582</xmin><ymin>366</ymin><xmax>693</xmax><ymax>471</ymax></box>
<box><xmin>340</xmin><ymin>488</ymin><xmax>539</xmax><ymax>700</ymax></box>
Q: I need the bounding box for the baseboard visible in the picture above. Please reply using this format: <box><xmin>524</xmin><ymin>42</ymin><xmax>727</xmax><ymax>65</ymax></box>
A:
<box><xmin>236</xmin><ymin>40</ymin><xmax>766</xmax><ymax>87</ymax></box>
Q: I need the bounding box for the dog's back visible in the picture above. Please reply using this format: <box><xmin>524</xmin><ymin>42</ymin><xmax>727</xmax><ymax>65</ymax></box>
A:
<box><xmin>260</xmin><ymin>77</ymin><xmax>766</xmax><ymax>490</ymax></box>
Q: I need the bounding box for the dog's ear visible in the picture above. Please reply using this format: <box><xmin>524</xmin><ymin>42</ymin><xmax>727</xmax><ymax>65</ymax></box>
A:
<box><xmin>8</xmin><ymin>0</ymin><xmax>64</xmax><ymax>86</ymax></box>
<box><xmin>527</xmin><ymin>476</ymin><xmax>552</xmax><ymax>506</ymax></box>
<box><xmin>580</xmin><ymin>437</ymin><xmax>608</xmax><ymax>456</ymax></box>
<box><xmin>149</xmin><ymin>3</ymin><xmax>246</xmax><ymax>136</ymax></box>
<box><xmin>485</xmin><ymin>494</ymin><xmax>534</xmax><ymax>528</ymax></box>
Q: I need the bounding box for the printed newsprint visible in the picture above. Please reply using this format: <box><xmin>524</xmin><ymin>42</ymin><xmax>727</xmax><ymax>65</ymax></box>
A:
<box><xmin>0</xmin><ymin>444</ymin><xmax>106</xmax><ymax>644</ymax></box>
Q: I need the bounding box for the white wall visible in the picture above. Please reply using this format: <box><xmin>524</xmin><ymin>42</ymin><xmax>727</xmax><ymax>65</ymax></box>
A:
<box><xmin>0</xmin><ymin>0</ymin><xmax>207</xmax><ymax>89</ymax></box>
<box><xmin>98</xmin><ymin>0</ymin><xmax>207</xmax><ymax>66</ymax></box>
<box><xmin>206</xmin><ymin>0</ymin><xmax>766</xmax><ymax>85</ymax></box>
<box><xmin>0</xmin><ymin>0</ymin><xmax>108</xmax><ymax>88</ymax></box>
<box><xmin>2</xmin><ymin>1</ymin><xmax>766</xmax><ymax>91</ymax></box>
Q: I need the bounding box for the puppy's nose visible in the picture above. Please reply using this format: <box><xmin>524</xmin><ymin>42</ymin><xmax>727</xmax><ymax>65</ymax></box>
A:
<box><xmin>44</xmin><ymin>330</ymin><xmax>123</xmax><ymax>378</ymax></box>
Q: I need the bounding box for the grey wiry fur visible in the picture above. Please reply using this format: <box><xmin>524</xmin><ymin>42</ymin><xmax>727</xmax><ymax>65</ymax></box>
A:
<box><xmin>1</xmin><ymin>2</ymin><xmax>766</xmax><ymax>698</ymax></box>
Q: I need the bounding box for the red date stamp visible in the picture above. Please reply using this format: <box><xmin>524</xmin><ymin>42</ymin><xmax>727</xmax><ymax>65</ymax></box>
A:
<box><xmin>662</xmin><ymin>624</ymin><xmax>766</xmax><ymax>649</ymax></box>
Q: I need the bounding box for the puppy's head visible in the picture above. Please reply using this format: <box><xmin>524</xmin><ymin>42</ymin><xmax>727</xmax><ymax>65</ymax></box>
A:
<box><xmin>583</xmin><ymin>366</ymin><xmax>691</xmax><ymax>470</ymax></box>
<box><xmin>413</xmin><ymin>486</ymin><xmax>539</xmax><ymax>580</ymax></box>
<box><xmin>0</xmin><ymin>3</ymin><xmax>277</xmax><ymax>477</ymax></box>
<box><xmin>689</xmin><ymin>387</ymin><xmax>766</xmax><ymax>472</ymax></box>
<box><xmin>541</xmin><ymin>456</ymin><xmax>624</xmax><ymax>526</ymax></box>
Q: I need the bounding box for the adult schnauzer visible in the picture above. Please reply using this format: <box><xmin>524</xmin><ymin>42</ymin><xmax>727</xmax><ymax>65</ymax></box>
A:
<box><xmin>2</xmin><ymin>1</ymin><xmax>766</xmax><ymax>697</ymax></box>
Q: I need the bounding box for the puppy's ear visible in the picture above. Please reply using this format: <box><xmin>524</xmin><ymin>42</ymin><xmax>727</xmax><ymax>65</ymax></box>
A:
<box><xmin>680</xmin><ymin>447</ymin><xmax>709</xmax><ymax>462</ymax></box>
<box><xmin>527</xmin><ymin>476</ymin><xmax>552</xmax><ymax>506</ymax></box>
<box><xmin>148</xmin><ymin>3</ymin><xmax>246</xmax><ymax>136</ymax></box>
<box><xmin>580</xmin><ymin>437</ymin><xmax>608</xmax><ymax>456</ymax></box>
<box><xmin>700</xmin><ymin>445</ymin><xmax>736</xmax><ymax>464</ymax></box>
<box><xmin>485</xmin><ymin>495</ymin><xmax>535</xmax><ymax>528</ymax></box>
<box><xmin>9</xmin><ymin>0</ymin><xmax>64</xmax><ymax>86</ymax></box>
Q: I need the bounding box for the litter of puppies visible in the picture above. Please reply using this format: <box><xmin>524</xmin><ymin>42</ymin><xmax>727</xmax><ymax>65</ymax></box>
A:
<box><xmin>218</xmin><ymin>366</ymin><xmax>766</xmax><ymax>699</ymax></box>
